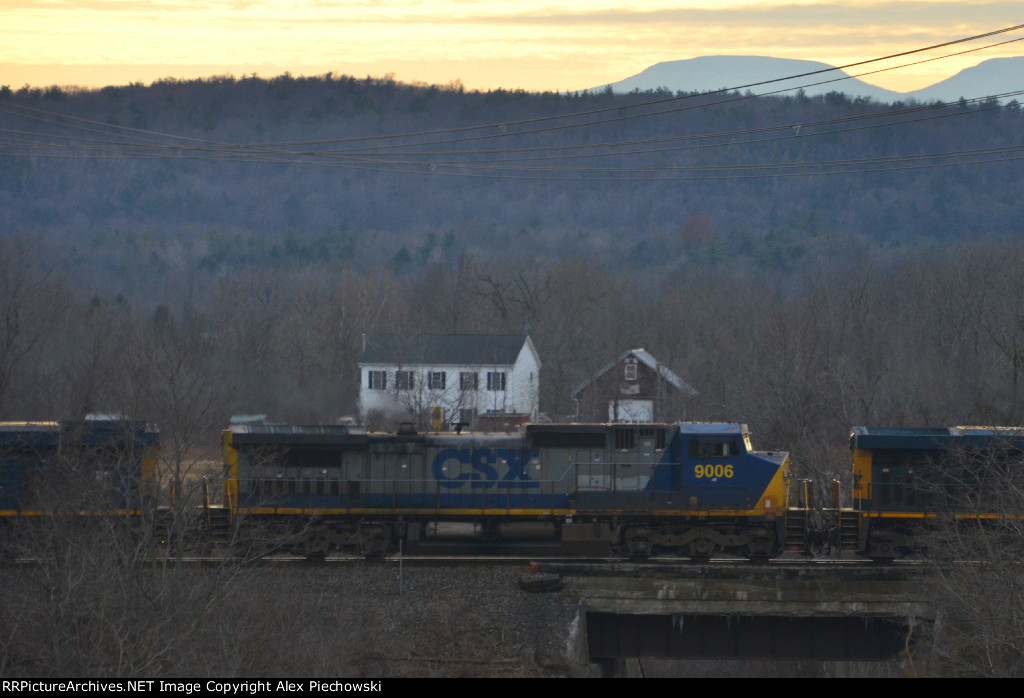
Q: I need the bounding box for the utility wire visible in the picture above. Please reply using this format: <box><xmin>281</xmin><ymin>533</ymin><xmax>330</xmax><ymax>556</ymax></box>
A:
<box><xmin>1</xmin><ymin>23</ymin><xmax>1022</xmax><ymax>156</ymax></box>
<box><xmin>0</xmin><ymin>24</ymin><xmax>1021</xmax><ymax>182</ymax></box>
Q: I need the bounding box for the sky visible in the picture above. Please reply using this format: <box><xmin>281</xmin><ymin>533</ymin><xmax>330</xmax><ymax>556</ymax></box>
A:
<box><xmin>2</xmin><ymin>1</ymin><xmax>1023</xmax><ymax>94</ymax></box>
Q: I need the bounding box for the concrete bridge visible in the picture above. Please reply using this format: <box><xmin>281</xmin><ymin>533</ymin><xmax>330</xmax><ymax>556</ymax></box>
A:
<box><xmin>521</xmin><ymin>558</ymin><xmax>929</xmax><ymax>676</ymax></box>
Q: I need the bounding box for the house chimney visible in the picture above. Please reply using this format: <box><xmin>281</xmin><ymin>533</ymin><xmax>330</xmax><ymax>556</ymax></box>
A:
<box><xmin>361</xmin><ymin>333</ymin><xmax>367</xmax><ymax>353</ymax></box>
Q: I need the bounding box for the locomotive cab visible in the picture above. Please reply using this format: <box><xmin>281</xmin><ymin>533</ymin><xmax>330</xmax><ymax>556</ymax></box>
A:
<box><xmin>672</xmin><ymin>423</ymin><xmax>790</xmax><ymax>514</ymax></box>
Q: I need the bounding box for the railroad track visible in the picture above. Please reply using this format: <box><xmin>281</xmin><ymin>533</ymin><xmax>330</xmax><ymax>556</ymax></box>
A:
<box><xmin>184</xmin><ymin>552</ymin><xmax>920</xmax><ymax>568</ymax></box>
<box><xmin>2</xmin><ymin>549</ymin><xmax>922</xmax><ymax>569</ymax></box>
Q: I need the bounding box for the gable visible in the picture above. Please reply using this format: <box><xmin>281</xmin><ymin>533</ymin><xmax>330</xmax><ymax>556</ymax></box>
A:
<box><xmin>572</xmin><ymin>348</ymin><xmax>697</xmax><ymax>397</ymax></box>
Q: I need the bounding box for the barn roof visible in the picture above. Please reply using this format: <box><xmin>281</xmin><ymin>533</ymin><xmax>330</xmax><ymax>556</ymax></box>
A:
<box><xmin>572</xmin><ymin>348</ymin><xmax>698</xmax><ymax>397</ymax></box>
<box><xmin>360</xmin><ymin>333</ymin><xmax>534</xmax><ymax>367</ymax></box>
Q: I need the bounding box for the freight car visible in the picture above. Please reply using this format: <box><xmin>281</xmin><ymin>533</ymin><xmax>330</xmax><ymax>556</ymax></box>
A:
<box><xmin>0</xmin><ymin>417</ymin><xmax>159</xmax><ymax>517</ymax></box>
<box><xmin>850</xmin><ymin>425</ymin><xmax>1024</xmax><ymax>560</ymax></box>
<box><xmin>219</xmin><ymin>421</ymin><xmax>793</xmax><ymax>560</ymax></box>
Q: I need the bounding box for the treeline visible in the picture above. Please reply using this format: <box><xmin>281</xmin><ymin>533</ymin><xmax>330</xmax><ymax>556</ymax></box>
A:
<box><xmin>1</xmin><ymin>73</ymin><xmax>1022</xmax><ymax>284</ymax></box>
<box><xmin>3</xmin><ymin>232</ymin><xmax>1024</xmax><ymax>489</ymax></box>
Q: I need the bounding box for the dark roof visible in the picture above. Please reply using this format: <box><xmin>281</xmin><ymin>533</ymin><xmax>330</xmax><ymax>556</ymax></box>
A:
<box><xmin>0</xmin><ymin>420</ymin><xmax>158</xmax><ymax>448</ymax></box>
<box><xmin>229</xmin><ymin>424</ymin><xmax>368</xmax><ymax>446</ymax></box>
<box><xmin>360</xmin><ymin>334</ymin><xmax>529</xmax><ymax>366</ymax></box>
<box><xmin>850</xmin><ymin>426</ymin><xmax>1024</xmax><ymax>450</ymax></box>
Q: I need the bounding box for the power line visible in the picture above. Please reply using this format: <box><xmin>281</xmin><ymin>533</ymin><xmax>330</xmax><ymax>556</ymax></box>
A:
<box><xmin>0</xmin><ymin>24</ymin><xmax>1021</xmax><ymax>182</ymax></box>
<box><xmin>3</xmin><ymin>23</ymin><xmax>1023</xmax><ymax>154</ymax></box>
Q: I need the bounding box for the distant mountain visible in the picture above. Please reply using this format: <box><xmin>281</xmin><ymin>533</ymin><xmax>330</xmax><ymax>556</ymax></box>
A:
<box><xmin>588</xmin><ymin>56</ymin><xmax>904</xmax><ymax>102</ymax></box>
<box><xmin>590</xmin><ymin>55</ymin><xmax>1023</xmax><ymax>104</ymax></box>
<box><xmin>904</xmin><ymin>57</ymin><xmax>1024</xmax><ymax>103</ymax></box>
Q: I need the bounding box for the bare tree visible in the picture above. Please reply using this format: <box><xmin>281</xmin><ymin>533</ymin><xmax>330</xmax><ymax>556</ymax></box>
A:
<box><xmin>0</xmin><ymin>236</ymin><xmax>73</xmax><ymax>418</ymax></box>
<box><xmin>913</xmin><ymin>442</ymin><xmax>1024</xmax><ymax>676</ymax></box>
<box><xmin>130</xmin><ymin>306</ymin><xmax>229</xmax><ymax>558</ymax></box>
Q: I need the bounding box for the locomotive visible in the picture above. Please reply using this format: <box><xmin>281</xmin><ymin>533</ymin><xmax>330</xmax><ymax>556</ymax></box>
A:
<box><xmin>220</xmin><ymin>421</ymin><xmax>793</xmax><ymax>559</ymax></box>
<box><xmin>0</xmin><ymin>417</ymin><xmax>159</xmax><ymax>517</ymax></box>
<box><xmin>4</xmin><ymin>417</ymin><xmax>1021</xmax><ymax>562</ymax></box>
<box><xmin>851</xmin><ymin>425</ymin><xmax>1024</xmax><ymax>560</ymax></box>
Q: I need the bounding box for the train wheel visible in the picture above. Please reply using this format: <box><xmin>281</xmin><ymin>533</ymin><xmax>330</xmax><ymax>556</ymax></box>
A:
<box><xmin>865</xmin><ymin>539</ymin><xmax>899</xmax><ymax>562</ymax></box>
<box><xmin>688</xmin><ymin>538</ymin><xmax>715</xmax><ymax>562</ymax></box>
<box><xmin>359</xmin><ymin>524</ymin><xmax>391</xmax><ymax>559</ymax></box>
<box><xmin>300</xmin><ymin>533</ymin><xmax>333</xmax><ymax>561</ymax></box>
<box><xmin>621</xmin><ymin>528</ymin><xmax>653</xmax><ymax>560</ymax></box>
<box><xmin>746</xmin><ymin>538</ymin><xmax>775</xmax><ymax>562</ymax></box>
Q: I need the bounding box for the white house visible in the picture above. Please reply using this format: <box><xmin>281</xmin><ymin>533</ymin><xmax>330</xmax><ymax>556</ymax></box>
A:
<box><xmin>358</xmin><ymin>333</ymin><xmax>541</xmax><ymax>430</ymax></box>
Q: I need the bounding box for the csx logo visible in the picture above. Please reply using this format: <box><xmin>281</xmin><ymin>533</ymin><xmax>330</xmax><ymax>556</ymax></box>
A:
<box><xmin>431</xmin><ymin>448</ymin><xmax>540</xmax><ymax>489</ymax></box>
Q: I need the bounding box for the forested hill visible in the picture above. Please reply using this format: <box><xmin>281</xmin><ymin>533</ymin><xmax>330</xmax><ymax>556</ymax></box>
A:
<box><xmin>1</xmin><ymin>73</ymin><xmax>1022</xmax><ymax>280</ymax></box>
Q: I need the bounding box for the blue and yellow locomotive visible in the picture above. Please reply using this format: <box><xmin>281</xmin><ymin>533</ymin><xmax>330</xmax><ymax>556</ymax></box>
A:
<box><xmin>0</xmin><ymin>417</ymin><xmax>159</xmax><ymax>517</ymax></box>
<box><xmin>220</xmin><ymin>421</ymin><xmax>791</xmax><ymax>559</ymax></box>
<box><xmin>850</xmin><ymin>425</ymin><xmax>1024</xmax><ymax>560</ymax></box>
<box><xmin>8</xmin><ymin>415</ymin><xmax>1023</xmax><ymax>562</ymax></box>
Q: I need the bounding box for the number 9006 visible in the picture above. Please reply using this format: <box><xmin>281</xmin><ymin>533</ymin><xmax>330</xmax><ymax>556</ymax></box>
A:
<box><xmin>695</xmin><ymin>464</ymin><xmax>733</xmax><ymax>479</ymax></box>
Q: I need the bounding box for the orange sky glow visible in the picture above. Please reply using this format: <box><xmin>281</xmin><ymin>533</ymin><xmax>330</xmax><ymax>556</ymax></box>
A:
<box><xmin>2</xmin><ymin>1</ymin><xmax>1022</xmax><ymax>94</ymax></box>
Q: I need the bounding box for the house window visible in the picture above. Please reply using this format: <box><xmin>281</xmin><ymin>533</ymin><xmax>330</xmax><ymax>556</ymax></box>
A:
<box><xmin>367</xmin><ymin>370</ymin><xmax>386</xmax><ymax>390</ymax></box>
<box><xmin>395</xmin><ymin>370</ymin><xmax>414</xmax><ymax>390</ymax></box>
<box><xmin>459</xmin><ymin>372</ymin><xmax>478</xmax><ymax>390</ymax></box>
<box><xmin>429</xmin><ymin>371</ymin><xmax>446</xmax><ymax>390</ymax></box>
<box><xmin>624</xmin><ymin>362</ymin><xmax>638</xmax><ymax>381</ymax></box>
<box><xmin>487</xmin><ymin>372</ymin><xmax>506</xmax><ymax>391</ymax></box>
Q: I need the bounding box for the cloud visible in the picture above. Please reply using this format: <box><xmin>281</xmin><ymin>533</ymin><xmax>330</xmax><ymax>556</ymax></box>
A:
<box><xmin>2</xmin><ymin>1</ymin><xmax>1022</xmax><ymax>92</ymax></box>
